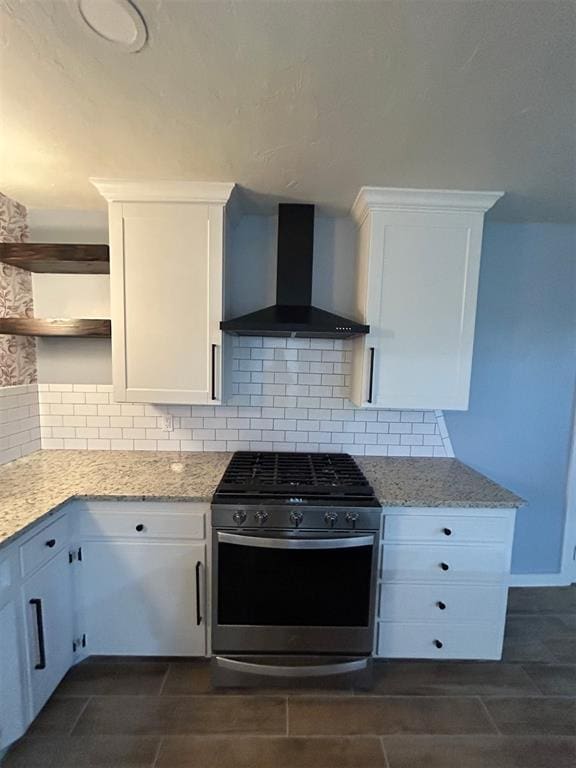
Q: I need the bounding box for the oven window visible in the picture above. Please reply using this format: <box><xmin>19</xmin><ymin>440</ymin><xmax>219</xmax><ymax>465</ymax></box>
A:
<box><xmin>218</xmin><ymin>537</ymin><xmax>373</xmax><ymax>627</ymax></box>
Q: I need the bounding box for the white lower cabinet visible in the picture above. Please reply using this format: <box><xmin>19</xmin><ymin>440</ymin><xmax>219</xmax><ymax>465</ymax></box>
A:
<box><xmin>375</xmin><ymin>506</ymin><xmax>516</xmax><ymax>660</ymax></box>
<box><xmin>1</xmin><ymin>501</ymin><xmax>209</xmax><ymax>754</ymax></box>
<box><xmin>0</xmin><ymin>600</ymin><xmax>27</xmax><ymax>750</ymax></box>
<box><xmin>378</xmin><ymin>583</ymin><xmax>506</xmax><ymax>623</ymax></box>
<box><xmin>22</xmin><ymin>548</ymin><xmax>74</xmax><ymax>718</ymax></box>
<box><xmin>377</xmin><ymin>621</ymin><xmax>502</xmax><ymax>660</ymax></box>
<box><xmin>77</xmin><ymin>540</ymin><xmax>206</xmax><ymax>656</ymax></box>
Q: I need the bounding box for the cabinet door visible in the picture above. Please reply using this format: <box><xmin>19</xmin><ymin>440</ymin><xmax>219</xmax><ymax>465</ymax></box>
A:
<box><xmin>77</xmin><ymin>541</ymin><xmax>206</xmax><ymax>656</ymax></box>
<box><xmin>22</xmin><ymin>549</ymin><xmax>74</xmax><ymax>718</ymax></box>
<box><xmin>352</xmin><ymin>210</ymin><xmax>485</xmax><ymax>410</ymax></box>
<box><xmin>110</xmin><ymin>201</ymin><xmax>224</xmax><ymax>404</ymax></box>
<box><xmin>0</xmin><ymin>601</ymin><xmax>27</xmax><ymax>750</ymax></box>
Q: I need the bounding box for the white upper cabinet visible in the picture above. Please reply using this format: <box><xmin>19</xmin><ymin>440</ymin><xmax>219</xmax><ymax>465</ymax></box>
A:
<box><xmin>91</xmin><ymin>180</ymin><xmax>235</xmax><ymax>404</ymax></box>
<box><xmin>350</xmin><ymin>188</ymin><xmax>503</xmax><ymax>410</ymax></box>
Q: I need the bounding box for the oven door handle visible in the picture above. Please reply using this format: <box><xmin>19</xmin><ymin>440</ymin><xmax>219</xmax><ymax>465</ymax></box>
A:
<box><xmin>217</xmin><ymin>532</ymin><xmax>374</xmax><ymax>549</ymax></box>
<box><xmin>214</xmin><ymin>656</ymin><xmax>369</xmax><ymax>678</ymax></box>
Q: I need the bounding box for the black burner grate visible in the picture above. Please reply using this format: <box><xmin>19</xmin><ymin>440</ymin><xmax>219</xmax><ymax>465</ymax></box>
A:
<box><xmin>215</xmin><ymin>452</ymin><xmax>374</xmax><ymax>499</ymax></box>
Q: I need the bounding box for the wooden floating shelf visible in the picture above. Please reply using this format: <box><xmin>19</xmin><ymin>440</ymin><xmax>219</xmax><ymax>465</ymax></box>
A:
<box><xmin>0</xmin><ymin>318</ymin><xmax>111</xmax><ymax>338</ymax></box>
<box><xmin>0</xmin><ymin>243</ymin><xmax>110</xmax><ymax>274</ymax></box>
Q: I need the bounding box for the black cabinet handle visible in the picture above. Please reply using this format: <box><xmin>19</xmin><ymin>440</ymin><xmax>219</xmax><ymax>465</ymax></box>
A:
<box><xmin>29</xmin><ymin>598</ymin><xmax>46</xmax><ymax>670</ymax></box>
<box><xmin>437</xmin><ymin>601</ymin><xmax>447</xmax><ymax>610</ymax></box>
<box><xmin>195</xmin><ymin>561</ymin><xmax>202</xmax><ymax>626</ymax></box>
<box><xmin>45</xmin><ymin>539</ymin><xmax>56</xmax><ymax>548</ymax></box>
<box><xmin>443</xmin><ymin>528</ymin><xmax>452</xmax><ymax>536</ymax></box>
<box><xmin>367</xmin><ymin>347</ymin><xmax>375</xmax><ymax>403</ymax></box>
<box><xmin>211</xmin><ymin>344</ymin><xmax>217</xmax><ymax>401</ymax></box>
<box><xmin>135</xmin><ymin>524</ymin><xmax>144</xmax><ymax>532</ymax></box>
<box><xmin>434</xmin><ymin>639</ymin><xmax>443</xmax><ymax>649</ymax></box>
<box><xmin>440</xmin><ymin>562</ymin><xmax>450</xmax><ymax>571</ymax></box>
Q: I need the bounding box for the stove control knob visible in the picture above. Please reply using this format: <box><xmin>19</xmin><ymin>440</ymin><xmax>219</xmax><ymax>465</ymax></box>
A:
<box><xmin>232</xmin><ymin>510</ymin><xmax>247</xmax><ymax>526</ymax></box>
<box><xmin>254</xmin><ymin>510</ymin><xmax>269</xmax><ymax>526</ymax></box>
<box><xmin>324</xmin><ymin>511</ymin><xmax>338</xmax><ymax>528</ymax></box>
<box><xmin>289</xmin><ymin>510</ymin><xmax>304</xmax><ymax>528</ymax></box>
<box><xmin>345</xmin><ymin>511</ymin><xmax>360</xmax><ymax>528</ymax></box>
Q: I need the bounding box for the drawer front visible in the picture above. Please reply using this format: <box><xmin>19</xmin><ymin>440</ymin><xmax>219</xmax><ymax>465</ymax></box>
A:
<box><xmin>77</xmin><ymin>510</ymin><xmax>205</xmax><ymax>540</ymax></box>
<box><xmin>20</xmin><ymin>515</ymin><xmax>69</xmax><ymax>578</ymax></box>
<box><xmin>379</xmin><ymin>582</ymin><xmax>506</xmax><ymax>623</ymax></box>
<box><xmin>383</xmin><ymin>514</ymin><xmax>509</xmax><ymax>544</ymax></box>
<box><xmin>376</xmin><ymin>621</ymin><xmax>503</xmax><ymax>660</ymax></box>
<box><xmin>381</xmin><ymin>543</ymin><xmax>506</xmax><ymax>583</ymax></box>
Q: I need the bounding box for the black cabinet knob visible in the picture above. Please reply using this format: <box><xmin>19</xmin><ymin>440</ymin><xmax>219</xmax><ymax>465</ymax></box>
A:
<box><xmin>45</xmin><ymin>539</ymin><xmax>56</xmax><ymax>548</ymax></box>
<box><xmin>135</xmin><ymin>524</ymin><xmax>145</xmax><ymax>532</ymax></box>
<box><xmin>434</xmin><ymin>639</ymin><xmax>443</xmax><ymax>649</ymax></box>
<box><xmin>443</xmin><ymin>528</ymin><xmax>452</xmax><ymax>536</ymax></box>
<box><xmin>437</xmin><ymin>601</ymin><xmax>447</xmax><ymax>610</ymax></box>
<box><xmin>440</xmin><ymin>562</ymin><xmax>450</xmax><ymax>571</ymax></box>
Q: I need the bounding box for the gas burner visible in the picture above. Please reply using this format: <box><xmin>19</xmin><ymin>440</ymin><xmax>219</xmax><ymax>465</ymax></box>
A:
<box><xmin>213</xmin><ymin>451</ymin><xmax>378</xmax><ymax>507</ymax></box>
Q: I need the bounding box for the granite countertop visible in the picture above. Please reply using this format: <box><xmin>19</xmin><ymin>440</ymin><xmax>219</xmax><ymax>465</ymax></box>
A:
<box><xmin>0</xmin><ymin>450</ymin><xmax>523</xmax><ymax>550</ymax></box>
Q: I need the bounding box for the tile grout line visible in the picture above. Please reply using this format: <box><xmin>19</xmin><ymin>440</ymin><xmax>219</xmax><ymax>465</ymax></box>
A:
<box><xmin>158</xmin><ymin>664</ymin><xmax>171</xmax><ymax>696</ymax></box>
<box><xmin>151</xmin><ymin>737</ymin><xmax>163</xmax><ymax>768</ymax></box>
<box><xmin>68</xmin><ymin>695</ymin><xmax>92</xmax><ymax>736</ymax></box>
<box><xmin>476</xmin><ymin>696</ymin><xmax>502</xmax><ymax>735</ymax></box>
<box><xmin>518</xmin><ymin>664</ymin><xmax>550</xmax><ymax>696</ymax></box>
<box><xmin>380</xmin><ymin>736</ymin><xmax>392</xmax><ymax>768</ymax></box>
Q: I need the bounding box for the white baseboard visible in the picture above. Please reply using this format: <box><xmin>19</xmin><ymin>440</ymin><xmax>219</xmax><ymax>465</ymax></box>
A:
<box><xmin>508</xmin><ymin>572</ymin><xmax>572</xmax><ymax>587</ymax></box>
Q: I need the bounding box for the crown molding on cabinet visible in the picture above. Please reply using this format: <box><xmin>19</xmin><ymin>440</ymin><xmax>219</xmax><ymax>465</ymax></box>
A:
<box><xmin>351</xmin><ymin>187</ymin><xmax>504</xmax><ymax>225</ymax></box>
<box><xmin>90</xmin><ymin>179</ymin><xmax>236</xmax><ymax>205</ymax></box>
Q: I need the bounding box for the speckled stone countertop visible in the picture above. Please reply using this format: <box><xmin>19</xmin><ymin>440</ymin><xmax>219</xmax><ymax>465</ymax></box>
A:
<box><xmin>0</xmin><ymin>451</ymin><xmax>231</xmax><ymax>549</ymax></box>
<box><xmin>357</xmin><ymin>457</ymin><xmax>524</xmax><ymax>510</ymax></box>
<box><xmin>0</xmin><ymin>451</ymin><xmax>523</xmax><ymax>550</ymax></box>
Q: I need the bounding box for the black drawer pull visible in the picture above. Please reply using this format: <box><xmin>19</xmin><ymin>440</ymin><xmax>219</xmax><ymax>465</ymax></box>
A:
<box><xmin>434</xmin><ymin>639</ymin><xmax>443</xmax><ymax>649</ymax></box>
<box><xmin>195</xmin><ymin>561</ymin><xmax>202</xmax><ymax>626</ymax></box>
<box><xmin>135</xmin><ymin>524</ymin><xmax>145</xmax><ymax>532</ymax></box>
<box><xmin>211</xmin><ymin>344</ymin><xmax>217</xmax><ymax>401</ymax></box>
<box><xmin>440</xmin><ymin>562</ymin><xmax>450</xmax><ymax>571</ymax></box>
<box><xmin>367</xmin><ymin>347</ymin><xmax>375</xmax><ymax>403</ymax></box>
<box><xmin>45</xmin><ymin>539</ymin><xmax>56</xmax><ymax>548</ymax></box>
<box><xmin>437</xmin><ymin>601</ymin><xmax>447</xmax><ymax>610</ymax></box>
<box><xmin>29</xmin><ymin>598</ymin><xmax>46</xmax><ymax>670</ymax></box>
<box><xmin>443</xmin><ymin>528</ymin><xmax>452</xmax><ymax>536</ymax></box>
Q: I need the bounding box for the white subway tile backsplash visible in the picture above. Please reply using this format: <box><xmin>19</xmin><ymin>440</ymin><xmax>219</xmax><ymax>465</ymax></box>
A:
<box><xmin>61</xmin><ymin>392</ymin><xmax>86</xmax><ymax>404</ymax></box>
<box><xmin>263</xmin><ymin>338</ymin><xmax>286</xmax><ymax>348</ymax></box>
<box><xmin>74</xmin><ymin>404</ymin><xmax>98</xmax><ymax>416</ymax></box>
<box><xmin>33</xmin><ymin>339</ymin><xmax>454</xmax><ymax>458</ymax></box>
<box><xmin>389</xmin><ymin>423</ymin><xmax>413</xmax><ymax>434</ymax></box>
<box><xmin>400</xmin><ymin>434</ymin><xmax>424</xmax><ymax>446</ymax></box>
<box><xmin>85</xmin><ymin>393</ymin><xmax>109</xmax><ymax>404</ymax></box>
<box><xmin>134</xmin><ymin>439</ymin><xmax>158</xmax><ymax>450</ymax></box>
<box><xmin>343</xmin><ymin>421</ymin><xmax>366</xmax><ymax>433</ymax></box>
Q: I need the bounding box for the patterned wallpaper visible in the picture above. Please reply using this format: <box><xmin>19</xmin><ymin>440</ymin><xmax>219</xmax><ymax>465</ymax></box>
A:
<box><xmin>0</xmin><ymin>193</ymin><xmax>37</xmax><ymax>386</ymax></box>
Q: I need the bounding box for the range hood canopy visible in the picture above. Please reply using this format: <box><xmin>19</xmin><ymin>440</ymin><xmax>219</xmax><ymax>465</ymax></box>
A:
<box><xmin>220</xmin><ymin>204</ymin><xmax>369</xmax><ymax>339</ymax></box>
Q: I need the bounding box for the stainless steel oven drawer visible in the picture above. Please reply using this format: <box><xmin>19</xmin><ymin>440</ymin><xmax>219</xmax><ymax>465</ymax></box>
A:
<box><xmin>212</xmin><ymin>655</ymin><xmax>373</xmax><ymax>689</ymax></box>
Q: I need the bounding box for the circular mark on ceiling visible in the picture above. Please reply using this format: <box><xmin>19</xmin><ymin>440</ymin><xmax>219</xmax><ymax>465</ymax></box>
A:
<box><xmin>76</xmin><ymin>0</ymin><xmax>147</xmax><ymax>53</ymax></box>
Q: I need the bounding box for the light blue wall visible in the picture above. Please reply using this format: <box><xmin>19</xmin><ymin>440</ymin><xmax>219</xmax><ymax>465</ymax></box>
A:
<box><xmin>446</xmin><ymin>223</ymin><xmax>576</xmax><ymax>575</ymax></box>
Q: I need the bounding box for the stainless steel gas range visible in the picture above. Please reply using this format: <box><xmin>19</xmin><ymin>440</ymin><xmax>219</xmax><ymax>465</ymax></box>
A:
<box><xmin>211</xmin><ymin>451</ymin><xmax>382</xmax><ymax>687</ymax></box>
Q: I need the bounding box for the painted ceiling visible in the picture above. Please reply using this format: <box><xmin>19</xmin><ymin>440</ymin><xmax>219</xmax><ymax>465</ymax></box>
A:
<box><xmin>1</xmin><ymin>0</ymin><xmax>575</xmax><ymax>221</ymax></box>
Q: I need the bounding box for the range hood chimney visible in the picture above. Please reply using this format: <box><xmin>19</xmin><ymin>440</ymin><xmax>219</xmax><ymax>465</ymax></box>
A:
<box><xmin>220</xmin><ymin>204</ymin><xmax>369</xmax><ymax>339</ymax></box>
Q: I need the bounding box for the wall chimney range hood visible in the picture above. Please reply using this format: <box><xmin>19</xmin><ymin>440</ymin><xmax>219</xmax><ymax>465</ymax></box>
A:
<box><xmin>220</xmin><ymin>204</ymin><xmax>369</xmax><ymax>339</ymax></box>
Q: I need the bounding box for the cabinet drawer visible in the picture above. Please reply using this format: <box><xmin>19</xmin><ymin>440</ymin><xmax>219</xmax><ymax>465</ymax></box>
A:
<box><xmin>381</xmin><ymin>543</ymin><xmax>506</xmax><ymax>583</ymax></box>
<box><xmin>383</xmin><ymin>514</ymin><xmax>509</xmax><ymax>544</ymax></box>
<box><xmin>378</xmin><ymin>582</ymin><xmax>506</xmax><ymax>623</ymax></box>
<box><xmin>20</xmin><ymin>515</ymin><xmax>68</xmax><ymax>579</ymax></box>
<box><xmin>77</xmin><ymin>510</ymin><xmax>205</xmax><ymax>540</ymax></box>
<box><xmin>376</xmin><ymin>621</ymin><xmax>503</xmax><ymax>660</ymax></box>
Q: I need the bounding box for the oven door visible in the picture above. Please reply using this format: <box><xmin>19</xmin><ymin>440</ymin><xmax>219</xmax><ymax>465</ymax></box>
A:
<box><xmin>212</xmin><ymin>529</ymin><xmax>377</xmax><ymax>654</ymax></box>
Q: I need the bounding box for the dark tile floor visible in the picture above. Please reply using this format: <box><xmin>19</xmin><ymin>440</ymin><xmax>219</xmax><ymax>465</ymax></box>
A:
<box><xmin>4</xmin><ymin>586</ymin><xmax>575</xmax><ymax>767</ymax></box>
